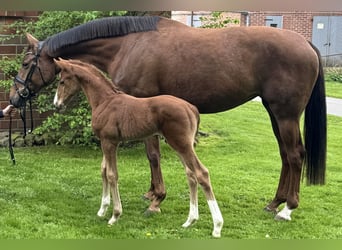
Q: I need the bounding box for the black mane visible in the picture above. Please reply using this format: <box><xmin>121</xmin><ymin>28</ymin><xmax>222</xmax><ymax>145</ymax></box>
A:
<box><xmin>44</xmin><ymin>16</ymin><xmax>161</xmax><ymax>57</ymax></box>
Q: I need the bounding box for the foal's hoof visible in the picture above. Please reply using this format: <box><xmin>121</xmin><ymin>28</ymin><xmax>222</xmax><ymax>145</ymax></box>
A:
<box><xmin>97</xmin><ymin>208</ymin><xmax>108</xmax><ymax>217</ymax></box>
<box><xmin>182</xmin><ymin>218</ymin><xmax>198</xmax><ymax>228</ymax></box>
<box><xmin>144</xmin><ymin>207</ymin><xmax>161</xmax><ymax>217</ymax></box>
<box><xmin>212</xmin><ymin>230</ymin><xmax>221</xmax><ymax>238</ymax></box>
<box><xmin>107</xmin><ymin>215</ymin><xmax>120</xmax><ymax>225</ymax></box>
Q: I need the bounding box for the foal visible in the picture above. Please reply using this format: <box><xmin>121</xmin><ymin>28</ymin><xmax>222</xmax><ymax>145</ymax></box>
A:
<box><xmin>53</xmin><ymin>58</ymin><xmax>223</xmax><ymax>237</ymax></box>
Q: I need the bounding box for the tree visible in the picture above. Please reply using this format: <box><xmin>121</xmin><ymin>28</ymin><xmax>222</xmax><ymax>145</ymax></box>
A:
<box><xmin>200</xmin><ymin>11</ymin><xmax>240</xmax><ymax>28</ymax></box>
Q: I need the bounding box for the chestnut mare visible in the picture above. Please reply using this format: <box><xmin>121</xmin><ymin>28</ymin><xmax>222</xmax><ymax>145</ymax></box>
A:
<box><xmin>10</xmin><ymin>16</ymin><xmax>326</xmax><ymax>222</ymax></box>
<box><xmin>53</xmin><ymin>58</ymin><xmax>223</xmax><ymax>237</ymax></box>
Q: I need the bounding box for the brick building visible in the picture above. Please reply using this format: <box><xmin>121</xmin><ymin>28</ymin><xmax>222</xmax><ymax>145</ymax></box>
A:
<box><xmin>172</xmin><ymin>11</ymin><xmax>342</xmax><ymax>66</ymax></box>
<box><xmin>242</xmin><ymin>11</ymin><xmax>342</xmax><ymax>41</ymax></box>
<box><xmin>0</xmin><ymin>11</ymin><xmax>44</xmax><ymax>132</ymax></box>
<box><xmin>244</xmin><ymin>11</ymin><xmax>342</xmax><ymax>66</ymax></box>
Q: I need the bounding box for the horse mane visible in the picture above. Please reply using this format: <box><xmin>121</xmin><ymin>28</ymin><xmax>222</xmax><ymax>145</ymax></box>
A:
<box><xmin>45</xmin><ymin>16</ymin><xmax>161</xmax><ymax>57</ymax></box>
<box><xmin>66</xmin><ymin>59</ymin><xmax>122</xmax><ymax>93</ymax></box>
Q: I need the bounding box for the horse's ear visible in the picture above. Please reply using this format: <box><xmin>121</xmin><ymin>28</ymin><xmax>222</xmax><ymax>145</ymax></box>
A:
<box><xmin>26</xmin><ymin>33</ymin><xmax>39</xmax><ymax>47</ymax></box>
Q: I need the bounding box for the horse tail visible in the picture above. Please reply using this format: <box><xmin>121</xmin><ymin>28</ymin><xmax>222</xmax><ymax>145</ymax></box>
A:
<box><xmin>303</xmin><ymin>41</ymin><xmax>327</xmax><ymax>185</ymax></box>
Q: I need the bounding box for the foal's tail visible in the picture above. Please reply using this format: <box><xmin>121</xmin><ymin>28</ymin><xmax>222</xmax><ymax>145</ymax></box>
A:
<box><xmin>303</xmin><ymin>41</ymin><xmax>327</xmax><ymax>185</ymax></box>
<box><xmin>189</xmin><ymin>103</ymin><xmax>200</xmax><ymax>146</ymax></box>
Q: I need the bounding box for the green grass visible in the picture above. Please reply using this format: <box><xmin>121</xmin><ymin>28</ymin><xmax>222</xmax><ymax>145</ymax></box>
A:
<box><xmin>326</xmin><ymin>80</ymin><xmax>342</xmax><ymax>99</ymax></box>
<box><xmin>0</xmin><ymin>101</ymin><xmax>341</xmax><ymax>239</ymax></box>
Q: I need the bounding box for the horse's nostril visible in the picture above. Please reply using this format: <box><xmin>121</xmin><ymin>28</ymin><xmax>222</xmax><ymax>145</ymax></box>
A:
<box><xmin>20</xmin><ymin>89</ymin><xmax>30</xmax><ymax>98</ymax></box>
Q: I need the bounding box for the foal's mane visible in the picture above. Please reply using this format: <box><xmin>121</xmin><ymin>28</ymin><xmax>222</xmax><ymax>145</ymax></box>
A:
<box><xmin>67</xmin><ymin>60</ymin><xmax>122</xmax><ymax>93</ymax></box>
<box><xmin>45</xmin><ymin>16</ymin><xmax>161</xmax><ymax>57</ymax></box>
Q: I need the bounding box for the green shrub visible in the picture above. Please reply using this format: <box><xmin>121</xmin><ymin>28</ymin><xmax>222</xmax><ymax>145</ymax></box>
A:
<box><xmin>325</xmin><ymin>67</ymin><xmax>342</xmax><ymax>83</ymax></box>
<box><xmin>200</xmin><ymin>11</ymin><xmax>240</xmax><ymax>28</ymax></box>
<box><xmin>0</xmin><ymin>11</ymin><xmax>126</xmax><ymax>145</ymax></box>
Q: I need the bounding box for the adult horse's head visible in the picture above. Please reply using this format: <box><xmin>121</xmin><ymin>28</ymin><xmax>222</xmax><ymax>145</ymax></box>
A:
<box><xmin>10</xmin><ymin>33</ymin><xmax>57</xmax><ymax>108</ymax></box>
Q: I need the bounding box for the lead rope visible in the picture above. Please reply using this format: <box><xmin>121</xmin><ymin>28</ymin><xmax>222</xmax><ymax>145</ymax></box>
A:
<box><xmin>8</xmin><ymin>100</ymin><xmax>34</xmax><ymax>166</ymax></box>
<box><xmin>9</xmin><ymin>115</ymin><xmax>16</xmax><ymax>165</ymax></box>
<box><xmin>29</xmin><ymin>98</ymin><xmax>34</xmax><ymax>133</ymax></box>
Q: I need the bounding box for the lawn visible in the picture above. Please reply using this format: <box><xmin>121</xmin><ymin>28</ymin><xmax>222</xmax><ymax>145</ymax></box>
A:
<box><xmin>0</xmin><ymin>101</ymin><xmax>341</xmax><ymax>239</ymax></box>
<box><xmin>326</xmin><ymin>80</ymin><xmax>342</xmax><ymax>98</ymax></box>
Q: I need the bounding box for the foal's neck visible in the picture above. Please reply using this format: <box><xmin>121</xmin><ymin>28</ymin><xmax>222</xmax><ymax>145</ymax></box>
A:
<box><xmin>76</xmin><ymin>70</ymin><xmax>119</xmax><ymax>109</ymax></box>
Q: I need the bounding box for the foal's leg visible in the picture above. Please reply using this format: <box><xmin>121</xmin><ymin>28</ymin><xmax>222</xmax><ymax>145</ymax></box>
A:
<box><xmin>168</xmin><ymin>131</ymin><xmax>223</xmax><ymax>238</ymax></box>
<box><xmin>97</xmin><ymin>156</ymin><xmax>111</xmax><ymax>217</ymax></box>
<box><xmin>143</xmin><ymin>136</ymin><xmax>166</xmax><ymax>213</ymax></box>
<box><xmin>181</xmin><ymin>164</ymin><xmax>199</xmax><ymax>227</ymax></box>
<box><xmin>101</xmin><ymin>140</ymin><xmax>122</xmax><ymax>225</ymax></box>
<box><xmin>179</xmin><ymin>149</ymin><xmax>223</xmax><ymax>238</ymax></box>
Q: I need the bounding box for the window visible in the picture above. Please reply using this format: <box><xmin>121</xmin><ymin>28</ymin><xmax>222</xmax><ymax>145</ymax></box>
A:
<box><xmin>187</xmin><ymin>15</ymin><xmax>202</xmax><ymax>27</ymax></box>
<box><xmin>265</xmin><ymin>16</ymin><xmax>283</xmax><ymax>28</ymax></box>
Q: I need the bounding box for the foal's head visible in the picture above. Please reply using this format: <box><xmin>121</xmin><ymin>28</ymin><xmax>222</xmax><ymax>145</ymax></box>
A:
<box><xmin>53</xmin><ymin>58</ymin><xmax>82</xmax><ymax>109</ymax></box>
<box><xmin>54</xmin><ymin>58</ymin><xmax>121</xmax><ymax>109</ymax></box>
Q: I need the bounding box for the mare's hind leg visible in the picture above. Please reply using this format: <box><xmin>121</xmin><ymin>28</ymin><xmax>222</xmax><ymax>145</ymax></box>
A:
<box><xmin>97</xmin><ymin>156</ymin><xmax>111</xmax><ymax>217</ymax></box>
<box><xmin>263</xmin><ymin>101</ymin><xmax>305</xmax><ymax>220</ymax></box>
<box><xmin>263</xmin><ymin>101</ymin><xmax>289</xmax><ymax>212</ymax></box>
<box><xmin>274</xmin><ymin>119</ymin><xmax>305</xmax><ymax>221</ymax></box>
<box><xmin>143</xmin><ymin>136</ymin><xmax>166</xmax><ymax>213</ymax></box>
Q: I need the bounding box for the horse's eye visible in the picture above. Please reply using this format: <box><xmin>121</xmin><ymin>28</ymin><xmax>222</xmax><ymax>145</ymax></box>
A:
<box><xmin>22</xmin><ymin>63</ymin><xmax>29</xmax><ymax>68</ymax></box>
<box><xmin>60</xmin><ymin>80</ymin><xmax>65</xmax><ymax>85</ymax></box>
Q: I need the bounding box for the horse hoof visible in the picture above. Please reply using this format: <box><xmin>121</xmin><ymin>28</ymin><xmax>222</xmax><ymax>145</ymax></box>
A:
<box><xmin>274</xmin><ymin>213</ymin><xmax>291</xmax><ymax>221</ymax></box>
<box><xmin>108</xmin><ymin>215</ymin><xmax>119</xmax><ymax>225</ymax></box>
<box><xmin>212</xmin><ymin>230</ymin><xmax>221</xmax><ymax>238</ymax></box>
<box><xmin>264</xmin><ymin>206</ymin><xmax>278</xmax><ymax>214</ymax></box>
<box><xmin>182</xmin><ymin>218</ymin><xmax>198</xmax><ymax>228</ymax></box>
<box><xmin>97</xmin><ymin>209</ymin><xmax>107</xmax><ymax>217</ymax></box>
<box><xmin>144</xmin><ymin>208</ymin><xmax>161</xmax><ymax>217</ymax></box>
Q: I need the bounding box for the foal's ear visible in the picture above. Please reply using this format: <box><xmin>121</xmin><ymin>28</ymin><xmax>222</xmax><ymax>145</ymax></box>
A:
<box><xmin>53</xmin><ymin>58</ymin><xmax>67</xmax><ymax>70</ymax></box>
<box><xmin>53</xmin><ymin>58</ymin><xmax>62</xmax><ymax>73</ymax></box>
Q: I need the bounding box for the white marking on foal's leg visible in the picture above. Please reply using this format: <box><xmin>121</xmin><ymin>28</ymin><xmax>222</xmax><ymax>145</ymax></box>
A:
<box><xmin>107</xmin><ymin>182</ymin><xmax>122</xmax><ymax>226</ymax></box>
<box><xmin>182</xmin><ymin>201</ymin><xmax>199</xmax><ymax>228</ymax></box>
<box><xmin>275</xmin><ymin>203</ymin><xmax>293</xmax><ymax>221</ymax></box>
<box><xmin>53</xmin><ymin>92</ymin><xmax>59</xmax><ymax>107</ymax></box>
<box><xmin>97</xmin><ymin>194</ymin><xmax>110</xmax><ymax>217</ymax></box>
<box><xmin>108</xmin><ymin>215</ymin><xmax>119</xmax><ymax>225</ymax></box>
<box><xmin>207</xmin><ymin>200</ymin><xmax>224</xmax><ymax>238</ymax></box>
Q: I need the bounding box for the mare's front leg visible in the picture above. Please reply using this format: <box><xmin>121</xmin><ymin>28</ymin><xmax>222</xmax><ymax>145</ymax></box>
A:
<box><xmin>101</xmin><ymin>139</ymin><xmax>122</xmax><ymax>225</ymax></box>
<box><xmin>143</xmin><ymin>136</ymin><xmax>166</xmax><ymax>213</ymax></box>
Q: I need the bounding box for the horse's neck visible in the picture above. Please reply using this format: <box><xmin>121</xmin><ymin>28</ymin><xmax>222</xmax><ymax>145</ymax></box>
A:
<box><xmin>78</xmin><ymin>74</ymin><xmax>117</xmax><ymax>109</ymax></box>
<box><xmin>50</xmin><ymin>38</ymin><xmax>123</xmax><ymax>73</ymax></box>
